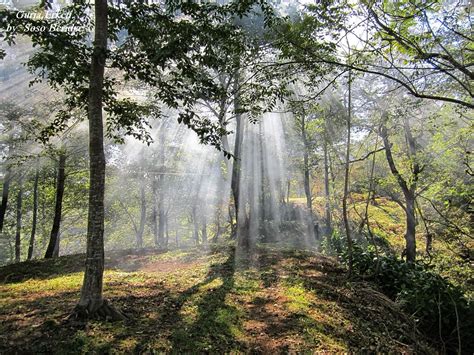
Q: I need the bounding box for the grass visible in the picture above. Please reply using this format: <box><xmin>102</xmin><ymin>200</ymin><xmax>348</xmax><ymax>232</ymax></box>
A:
<box><xmin>0</xmin><ymin>244</ymin><xmax>433</xmax><ymax>353</ymax></box>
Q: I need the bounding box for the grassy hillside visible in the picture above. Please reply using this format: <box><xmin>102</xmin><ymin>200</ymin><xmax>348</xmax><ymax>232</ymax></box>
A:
<box><xmin>0</xmin><ymin>245</ymin><xmax>433</xmax><ymax>353</ymax></box>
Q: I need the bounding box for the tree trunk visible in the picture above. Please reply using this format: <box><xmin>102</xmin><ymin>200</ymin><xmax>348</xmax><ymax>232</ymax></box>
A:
<box><xmin>15</xmin><ymin>179</ymin><xmax>22</xmax><ymax>263</ymax></box>
<box><xmin>73</xmin><ymin>0</ymin><xmax>123</xmax><ymax>320</ymax></box>
<box><xmin>201</xmin><ymin>216</ymin><xmax>207</xmax><ymax>245</ymax></box>
<box><xmin>342</xmin><ymin>70</ymin><xmax>353</xmax><ymax>274</ymax></box>
<box><xmin>286</xmin><ymin>178</ymin><xmax>291</xmax><ymax>204</ymax></box>
<box><xmin>175</xmin><ymin>227</ymin><xmax>179</xmax><ymax>248</ymax></box>
<box><xmin>405</xmin><ymin>191</ymin><xmax>417</xmax><ymax>263</ymax></box>
<box><xmin>403</xmin><ymin>117</ymin><xmax>419</xmax><ymax>263</ymax></box>
<box><xmin>231</xmin><ymin>70</ymin><xmax>243</xmax><ymax>222</ymax></box>
<box><xmin>165</xmin><ymin>213</ymin><xmax>169</xmax><ymax>248</ymax></box>
<box><xmin>192</xmin><ymin>206</ymin><xmax>199</xmax><ymax>246</ymax></box>
<box><xmin>214</xmin><ymin>214</ymin><xmax>221</xmax><ymax>243</ymax></box>
<box><xmin>157</xmin><ymin>127</ymin><xmax>166</xmax><ymax>247</ymax></box>
<box><xmin>27</xmin><ymin>168</ymin><xmax>39</xmax><ymax>260</ymax></box>
<box><xmin>45</xmin><ymin>153</ymin><xmax>66</xmax><ymax>259</ymax></box>
<box><xmin>158</xmin><ymin>203</ymin><xmax>165</xmax><ymax>247</ymax></box>
<box><xmin>301</xmin><ymin>114</ymin><xmax>312</xmax><ymax>216</ymax></box>
<box><xmin>151</xmin><ymin>178</ymin><xmax>158</xmax><ymax>246</ymax></box>
<box><xmin>380</xmin><ymin>117</ymin><xmax>417</xmax><ymax>263</ymax></box>
<box><xmin>300</xmin><ymin>111</ymin><xmax>317</xmax><ymax>242</ymax></box>
<box><xmin>40</xmin><ymin>182</ymin><xmax>47</xmax><ymax>249</ymax></box>
<box><xmin>136</xmin><ymin>183</ymin><xmax>146</xmax><ymax>249</ymax></box>
<box><xmin>259</xmin><ymin>121</ymin><xmax>266</xmax><ymax>223</ymax></box>
<box><xmin>0</xmin><ymin>169</ymin><xmax>11</xmax><ymax>233</ymax></box>
<box><xmin>323</xmin><ymin>140</ymin><xmax>332</xmax><ymax>237</ymax></box>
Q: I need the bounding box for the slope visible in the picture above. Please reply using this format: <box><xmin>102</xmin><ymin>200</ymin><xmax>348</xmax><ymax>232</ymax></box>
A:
<box><xmin>0</xmin><ymin>244</ymin><xmax>433</xmax><ymax>353</ymax></box>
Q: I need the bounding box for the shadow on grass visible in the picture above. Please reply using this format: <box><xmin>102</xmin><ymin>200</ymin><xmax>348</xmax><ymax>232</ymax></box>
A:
<box><xmin>101</xmin><ymin>251</ymin><xmax>243</xmax><ymax>353</ymax></box>
<box><xmin>0</xmin><ymin>246</ymin><xmax>433</xmax><ymax>354</ymax></box>
<box><xmin>281</xmin><ymin>255</ymin><xmax>432</xmax><ymax>353</ymax></box>
<box><xmin>0</xmin><ymin>248</ymin><xmax>170</xmax><ymax>284</ymax></box>
<box><xmin>167</xmin><ymin>252</ymin><xmax>243</xmax><ymax>352</ymax></box>
<box><xmin>0</xmin><ymin>254</ymin><xmax>86</xmax><ymax>284</ymax></box>
<box><xmin>245</xmin><ymin>248</ymin><xmax>432</xmax><ymax>353</ymax></box>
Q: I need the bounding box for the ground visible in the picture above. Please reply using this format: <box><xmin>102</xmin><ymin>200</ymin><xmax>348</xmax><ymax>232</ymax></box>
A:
<box><xmin>0</xmin><ymin>244</ymin><xmax>433</xmax><ymax>353</ymax></box>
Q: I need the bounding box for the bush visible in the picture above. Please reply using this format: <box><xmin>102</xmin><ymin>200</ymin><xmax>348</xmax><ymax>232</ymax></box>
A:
<box><xmin>327</xmin><ymin>236</ymin><xmax>474</xmax><ymax>354</ymax></box>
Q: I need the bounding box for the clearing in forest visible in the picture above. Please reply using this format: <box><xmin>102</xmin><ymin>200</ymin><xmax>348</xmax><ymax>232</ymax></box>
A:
<box><xmin>0</xmin><ymin>245</ymin><xmax>432</xmax><ymax>353</ymax></box>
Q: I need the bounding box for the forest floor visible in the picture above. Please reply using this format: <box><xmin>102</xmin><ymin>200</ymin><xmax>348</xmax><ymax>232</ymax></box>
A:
<box><xmin>0</xmin><ymin>244</ymin><xmax>434</xmax><ymax>353</ymax></box>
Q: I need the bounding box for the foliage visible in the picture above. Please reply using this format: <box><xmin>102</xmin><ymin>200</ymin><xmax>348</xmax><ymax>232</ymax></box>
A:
<box><xmin>328</xmin><ymin>235</ymin><xmax>474</xmax><ymax>353</ymax></box>
<box><xmin>0</xmin><ymin>0</ymin><xmax>283</xmax><ymax>150</ymax></box>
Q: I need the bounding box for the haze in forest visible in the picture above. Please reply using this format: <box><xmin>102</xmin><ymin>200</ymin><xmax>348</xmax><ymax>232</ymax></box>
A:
<box><xmin>0</xmin><ymin>0</ymin><xmax>472</xmax><ymax>353</ymax></box>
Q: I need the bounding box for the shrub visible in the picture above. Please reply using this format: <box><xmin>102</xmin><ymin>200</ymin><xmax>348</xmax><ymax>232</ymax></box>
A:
<box><xmin>327</xmin><ymin>236</ymin><xmax>474</xmax><ymax>354</ymax></box>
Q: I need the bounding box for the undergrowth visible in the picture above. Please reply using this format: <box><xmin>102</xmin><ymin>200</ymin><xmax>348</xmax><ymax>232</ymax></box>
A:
<box><xmin>324</xmin><ymin>232</ymin><xmax>474</xmax><ymax>354</ymax></box>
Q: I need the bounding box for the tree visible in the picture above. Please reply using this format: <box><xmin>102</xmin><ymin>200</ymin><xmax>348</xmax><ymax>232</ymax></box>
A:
<box><xmin>0</xmin><ymin>169</ymin><xmax>11</xmax><ymax>233</ymax></box>
<box><xmin>342</xmin><ymin>70</ymin><xmax>353</xmax><ymax>273</ymax></box>
<box><xmin>2</xmin><ymin>0</ymin><xmax>278</xmax><ymax>316</ymax></box>
<box><xmin>380</xmin><ymin>115</ymin><xmax>419</xmax><ymax>263</ymax></box>
<box><xmin>0</xmin><ymin>103</ymin><xmax>31</xmax><ymax>233</ymax></box>
<box><xmin>137</xmin><ymin>181</ymin><xmax>146</xmax><ymax>249</ymax></box>
<box><xmin>316</xmin><ymin>90</ymin><xmax>347</xmax><ymax>238</ymax></box>
<box><xmin>361</xmin><ymin>1</ymin><xmax>473</xmax><ymax>108</ymax></box>
<box><xmin>44</xmin><ymin>150</ymin><xmax>66</xmax><ymax>259</ymax></box>
<box><xmin>288</xmin><ymin>89</ymin><xmax>320</xmax><ymax>241</ymax></box>
<box><xmin>72</xmin><ymin>0</ymin><xmax>119</xmax><ymax>319</ymax></box>
<box><xmin>14</xmin><ymin>177</ymin><xmax>22</xmax><ymax>263</ymax></box>
<box><xmin>27</xmin><ymin>163</ymin><xmax>39</xmax><ymax>260</ymax></box>
<box><xmin>275</xmin><ymin>1</ymin><xmax>473</xmax><ymax>109</ymax></box>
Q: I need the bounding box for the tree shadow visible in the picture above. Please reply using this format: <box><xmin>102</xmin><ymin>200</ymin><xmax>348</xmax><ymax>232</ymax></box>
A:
<box><xmin>0</xmin><ymin>254</ymin><xmax>86</xmax><ymax>284</ymax></box>
<box><xmin>283</xmin><ymin>255</ymin><xmax>431</xmax><ymax>353</ymax></box>
<box><xmin>110</xmin><ymin>252</ymin><xmax>243</xmax><ymax>353</ymax></box>
<box><xmin>0</xmin><ymin>248</ymin><xmax>170</xmax><ymax>284</ymax></box>
<box><xmin>167</xmin><ymin>252</ymin><xmax>243</xmax><ymax>352</ymax></box>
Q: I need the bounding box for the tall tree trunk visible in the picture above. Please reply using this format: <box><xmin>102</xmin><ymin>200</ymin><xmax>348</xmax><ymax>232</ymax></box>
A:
<box><xmin>301</xmin><ymin>114</ymin><xmax>312</xmax><ymax>216</ymax></box>
<box><xmin>405</xmin><ymin>192</ymin><xmax>417</xmax><ymax>263</ymax></box>
<box><xmin>214</xmin><ymin>213</ymin><xmax>221</xmax><ymax>243</ymax></box>
<box><xmin>74</xmin><ymin>0</ymin><xmax>122</xmax><ymax>320</ymax></box>
<box><xmin>45</xmin><ymin>153</ymin><xmax>66</xmax><ymax>259</ymax></box>
<box><xmin>259</xmin><ymin>121</ymin><xmax>265</xmax><ymax>217</ymax></box>
<box><xmin>151</xmin><ymin>178</ymin><xmax>158</xmax><ymax>246</ymax></box>
<box><xmin>40</xmin><ymin>181</ymin><xmax>48</xmax><ymax>250</ymax></box>
<box><xmin>323</xmin><ymin>139</ymin><xmax>332</xmax><ymax>237</ymax></box>
<box><xmin>165</xmin><ymin>213</ymin><xmax>169</xmax><ymax>248</ymax></box>
<box><xmin>403</xmin><ymin>116</ymin><xmax>420</xmax><ymax>263</ymax></box>
<box><xmin>15</xmin><ymin>179</ymin><xmax>22</xmax><ymax>263</ymax></box>
<box><xmin>231</xmin><ymin>70</ymin><xmax>243</xmax><ymax>223</ymax></box>
<box><xmin>300</xmin><ymin>111</ymin><xmax>317</xmax><ymax>242</ymax></box>
<box><xmin>0</xmin><ymin>169</ymin><xmax>11</xmax><ymax>233</ymax></box>
<box><xmin>27</xmin><ymin>168</ymin><xmax>39</xmax><ymax>260</ymax></box>
<box><xmin>175</xmin><ymin>218</ymin><xmax>179</xmax><ymax>248</ymax></box>
<box><xmin>136</xmin><ymin>183</ymin><xmax>146</xmax><ymax>249</ymax></box>
<box><xmin>219</xmin><ymin>112</ymin><xmax>234</xmax><ymax>229</ymax></box>
<box><xmin>157</xmin><ymin>127</ymin><xmax>166</xmax><ymax>247</ymax></box>
<box><xmin>380</xmin><ymin>117</ymin><xmax>417</xmax><ymax>263</ymax></box>
<box><xmin>158</xmin><ymin>202</ymin><xmax>165</xmax><ymax>247</ymax></box>
<box><xmin>286</xmin><ymin>178</ymin><xmax>291</xmax><ymax>204</ymax></box>
<box><xmin>201</xmin><ymin>216</ymin><xmax>207</xmax><ymax>245</ymax></box>
<box><xmin>192</xmin><ymin>206</ymin><xmax>199</xmax><ymax>246</ymax></box>
<box><xmin>342</xmin><ymin>70</ymin><xmax>353</xmax><ymax>274</ymax></box>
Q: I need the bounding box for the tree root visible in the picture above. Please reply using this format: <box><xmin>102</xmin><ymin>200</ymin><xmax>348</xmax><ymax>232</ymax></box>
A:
<box><xmin>67</xmin><ymin>299</ymin><xmax>127</xmax><ymax>322</ymax></box>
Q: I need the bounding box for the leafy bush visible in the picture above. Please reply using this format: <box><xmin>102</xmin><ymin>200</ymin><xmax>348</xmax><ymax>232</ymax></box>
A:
<box><xmin>327</xmin><ymin>236</ymin><xmax>474</xmax><ymax>354</ymax></box>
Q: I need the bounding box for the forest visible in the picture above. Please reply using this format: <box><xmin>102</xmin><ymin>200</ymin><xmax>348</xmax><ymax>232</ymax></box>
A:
<box><xmin>0</xmin><ymin>0</ymin><xmax>472</xmax><ymax>353</ymax></box>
